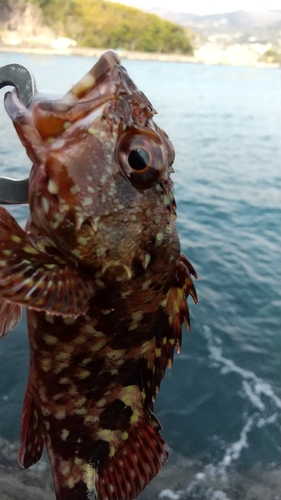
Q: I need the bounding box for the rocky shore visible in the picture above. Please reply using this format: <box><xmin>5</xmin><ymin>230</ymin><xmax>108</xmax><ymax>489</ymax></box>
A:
<box><xmin>0</xmin><ymin>42</ymin><xmax>280</xmax><ymax>68</ymax></box>
<box><xmin>1</xmin><ymin>436</ymin><xmax>280</xmax><ymax>500</ymax></box>
<box><xmin>0</xmin><ymin>437</ymin><xmax>54</xmax><ymax>500</ymax></box>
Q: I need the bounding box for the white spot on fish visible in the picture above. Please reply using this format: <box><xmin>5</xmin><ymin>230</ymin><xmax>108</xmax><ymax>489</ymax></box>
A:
<box><xmin>40</xmin><ymin>358</ymin><xmax>51</xmax><ymax>372</ymax></box>
<box><xmin>70</xmin><ymin>185</ymin><xmax>79</xmax><ymax>194</ymax></box>
<box><xmin>11</xmin><ymin>235</ymin><xmax>21</xmax><ymax>243</ymax></box>
<box><xmin>48</xmin><ymin>179</ymin><xmax>59</xmax><ymax>194</ymax></box>
<box><xmin>75</xmin><ymin>396</ymin><xmax>87</xmax><ymax>408</ymax></box>
<box><xmin>90</xmin><ymin>337</ymin><xmax>107</xmax><ymax>352</ymax></box>
<box><xmin>75</xmin><ymin>407</ymin><xmax>87</xmax><ymax>415</ymax></box>
<box><xmin>61</xmin><ymin>429</ymin><xmax>70</xmax><ymax>441</ymax></box>
<box><xmin>144</xmin><ymin>253</ymin><xmax>151</xmax><ymax>268</ymax></box>
<box><xmin>43</xmin><ymin>334</ymin><xmax>58</xmax><ymax>346</ymax></box>
<box><xmin>156</xmin><ymin>232</ymin><xmax>164</xmax><ymax>246</ymax></box>
<box><xmin>59</xmin><ymin>377</ymin><xmax>71</xmax><ymax>385</ymax></box>
<box><xmin>56</xmin><ymin>351</ymin><xmax>71</xmax><ymax>361</ymax></box>
<box><xmin>81</xmin><ymin>357</ymin><xmax>91</xmax><ymax>366</ymax></box>
<box><xmin>76</xmin><ymin>370</ymin><xmax>90</xmax><ymax>380</ymax></box>
<box><xmin>45</xmin><ymin>314</ymin><xmax>54</xmax><ymax>324</ymax></box>
<box><xmin>73</xmin><ymin>336</ymin><xmax>87</xmax><ymax>345</ymax></box>
<box><xmin>63</xmin><ymin>317</ymin><xmax>76</xmax><ymax>325</ymax></box>
<box><xmin>50</xmin><ymin>139</ymin><xmax>66</xmax><ymax>151</ymax></box>
<box><xmin>83</xmin><ymin>197</ymin><xmax>93</xmax><ymax>206</ymax></box>
<box><xmin>83</xmin><ymin>324</ymin><xmax>97</xmax><ymax>335</ymax></box>
<box><xmin>96</xmin><ymin>246</ymin><xmax>107</xmax><ymax>257</ymax></box>
<box><xmin>85</xmin><ymin>464</ymin><xmax>97</xmax><ymax>493</ymax></box>
<box><xmin>77</xmin><ymin>235</ymin><xmax>91</xmax><ymax>246</ymax></box>
<box><xmin>23</xmin><ymin>245</ymin><xmax>38</xmax><ymax>255</ymax></box>
<box><xmin>42</xmin><ymin>197</ymin><xmax>49</xmax><ymax>213</ymax></box>
<box><xmin>56</xmin><ymin>409</ymin><xmax>66</xmax><ymax>419</ymax></box>
<box><xmin>68</xmin><ymin>385</ymin><xmax>78</xmax><ymax>397</ymax></box>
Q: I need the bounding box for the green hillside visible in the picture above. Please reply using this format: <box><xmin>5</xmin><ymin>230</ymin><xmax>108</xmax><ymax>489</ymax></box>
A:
<box><xmin>4</xmin><ymin>0</ymin><xmax>193</xmax><ymax>54</ymax></box>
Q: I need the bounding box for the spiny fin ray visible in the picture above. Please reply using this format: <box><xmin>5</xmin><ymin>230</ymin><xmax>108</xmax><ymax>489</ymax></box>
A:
<box><xmin>142</xmin><ymin>252</ymin><xmax>198</xmax><ymax>405</ymax></box>
<box><xmin>0</xmin><ymin>206</ymin><xmax>89</xmax><ymax>317</ymax></box>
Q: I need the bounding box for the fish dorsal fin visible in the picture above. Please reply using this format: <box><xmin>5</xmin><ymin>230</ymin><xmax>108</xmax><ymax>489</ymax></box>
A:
<box><xmin>165</xmin><ymin>253</ymin><xmax>198</xmax><ymax>353</ymax></box>
<box><xmin>0</xmin><ymin>206</ymin><xmax>89</xmax><ymax>317</ymax></box>
<box><xmin>18</xmin><ymin>386</ymin><xmax>44</xmax><ymax>468</ymax></box>
<box><xmin>0</xmin><ymin>297</ymin><xmax>22</xmax><ymax>336</ymax></box>
<box><xmin>140</xmin><ymin>253</ymin><xmax>198</xmax><ymax>405</ymax></box>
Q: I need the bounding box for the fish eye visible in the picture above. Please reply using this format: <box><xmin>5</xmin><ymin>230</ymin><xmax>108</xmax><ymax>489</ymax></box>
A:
<box><xmin>128</xmin><ymin>148</ymin><xmax>151</xmax><ymax>171</ymax></box>
<box><xmin>117</xmin><ymin>132</ymin><xmax>167</xmax><ymax>189</ymax></box>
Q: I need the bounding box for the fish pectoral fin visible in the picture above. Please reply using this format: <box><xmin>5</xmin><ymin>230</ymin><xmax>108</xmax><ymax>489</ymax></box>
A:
<box><xmin>0</xmin><ymin>206</ymin><xmax>90</xmax><ymax>317</ymax></box>
<box><xmin>18</xmin><ymin>386</ymin><xmax>44</xmax><ymax>468</ymax></box>
<box><xmin>0</xmin><ymin>297</ymin><xmax>22</xmax><ymax>337</ymax></box>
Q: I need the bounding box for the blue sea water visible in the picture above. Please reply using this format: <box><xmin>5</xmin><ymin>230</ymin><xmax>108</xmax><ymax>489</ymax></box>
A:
<box><xmin>0</xmin><ymin>52</ymin><xmax>280</xmax><ymax>499</ymax></box>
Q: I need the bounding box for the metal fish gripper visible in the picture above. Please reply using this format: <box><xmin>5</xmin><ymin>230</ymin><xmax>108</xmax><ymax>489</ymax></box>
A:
<box><xmin>0</xmin><ymin>63</ymin><xmax>36</xmax><ymax>204</ymax></box>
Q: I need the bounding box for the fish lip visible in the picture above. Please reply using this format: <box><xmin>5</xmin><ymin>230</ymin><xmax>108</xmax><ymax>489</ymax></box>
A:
<box><xmin>63</xmin><ymin>50</ymin><xmax>121</xmax><ymax>105</ymax></box>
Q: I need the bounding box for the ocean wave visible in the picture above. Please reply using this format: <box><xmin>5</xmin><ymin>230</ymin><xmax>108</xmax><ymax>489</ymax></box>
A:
<box><xmin>155</xmin><ymin>325</ymin><xmax>281</xmax><ymax>500</ymax></box>
<box><xmin>202</xmin><ymin>325</ymin><xmax>281</xmax><ymax>412</ymax></box>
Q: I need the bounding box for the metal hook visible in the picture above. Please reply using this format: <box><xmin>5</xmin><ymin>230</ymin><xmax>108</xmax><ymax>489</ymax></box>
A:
<box><xmin>0</xmin><ymin>63</ymin><xmax>36</xmax><ymax>204</ymax></box>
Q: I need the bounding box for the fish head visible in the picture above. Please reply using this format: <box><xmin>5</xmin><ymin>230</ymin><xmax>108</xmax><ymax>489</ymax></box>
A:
<box><xmin>4</xmin><ymin>50</ymin><xmax>178</xmax><ymax>278</ymax></box>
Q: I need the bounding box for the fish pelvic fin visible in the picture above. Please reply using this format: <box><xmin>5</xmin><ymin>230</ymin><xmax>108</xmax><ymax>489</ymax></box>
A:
<box><xmin>0</xmin><ymin>206</ymin><xmax>90</xmax><ymax>317</ymax></box>
<box><xmin>0</xmin><ymin>297</ymin><xmax>22</xmax><ymax>336</ymax></box>
<box><xmin>18</xmin><ymin>385</ymin><xmax>44</xmax><ymax>468</ymax></box>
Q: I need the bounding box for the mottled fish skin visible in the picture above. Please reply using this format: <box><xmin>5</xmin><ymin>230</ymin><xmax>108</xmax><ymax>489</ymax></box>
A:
<box><xmin>0</xmin><ymin>50</ymin><xmax>198</xmax><ymax>500</ymax></box>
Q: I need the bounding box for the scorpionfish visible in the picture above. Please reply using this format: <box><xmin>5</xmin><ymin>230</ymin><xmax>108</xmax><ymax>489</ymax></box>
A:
<box><xmin>0</xmin><ymin>51</ymin><xmax>197</xmax><ymax>500</ymax></box>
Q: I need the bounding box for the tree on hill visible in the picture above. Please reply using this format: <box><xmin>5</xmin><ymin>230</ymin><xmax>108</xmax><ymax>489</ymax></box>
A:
<box><xmin>21</xmin><ymin>0</ymin><xmax>193</xmax><ymax>53</ymax></box>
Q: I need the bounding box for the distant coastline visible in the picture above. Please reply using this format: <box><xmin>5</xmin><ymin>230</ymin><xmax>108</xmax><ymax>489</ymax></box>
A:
<box><xmin>0</xmin><ymin>44</ymin><xmax>195</xmax><ymax>63</ymax></box>
<box><xmin>0</xmin><ymin>44</ymin><xmax>279</xmax><ymax>68</ymax></box>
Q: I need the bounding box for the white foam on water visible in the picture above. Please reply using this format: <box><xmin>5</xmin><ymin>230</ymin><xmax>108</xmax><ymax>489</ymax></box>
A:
<box><xmin>257</xmin><ymin>412</ymin><xmax>278</xmax><ymax>428</ymax></box>
<box><xmin>211</xmin><ymin>492</ymin><xmax>230</xmax><ymax>500</ymax></box>
<box><xmin>160</xmin><ymin>421</ymin><xmax>252</xmax><ymax>500</ymax></box>
<box><xmin>201</xmin><ymin>324</ymin><xmax>281</xmax><ymax>463</ymax></box>
<box><xmin>158</xmin><ymin>325</ymin><xmax>280</xmax><ymax>500</ymax></box>
<box><xmin>241</xmin><ymin>380</ymin><xmax>265</xmax><ymax>411</ymax></box>
<box><xmin>202</xmin><ymin>325</ymin><xmax>281</xmax><ymax>411</ymax></box>
<box><xmin>159</xmin><ymin>489</ymin><xmax>182</xmax><ymax>500</ymax></box>
<box><xmin>220</xmin><ymin>415</ymin><xmax>254</xmax><ymax>468</ymax></box>
<box><xmin>179</xmin><ymin>416</ymin><xmax>255</xmax><ymax>499</ymax></box>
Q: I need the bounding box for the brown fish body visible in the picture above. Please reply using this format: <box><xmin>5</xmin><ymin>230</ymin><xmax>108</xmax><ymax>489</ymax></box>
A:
<box><xmin>0</xmin><ymin>51</ymin><xmax>197</xmax><ymax>499</ymax></box>
<box><xmin>25</xmin><ymin>228</ymin><xmax>180</xmax><ymax>498</ymax></box>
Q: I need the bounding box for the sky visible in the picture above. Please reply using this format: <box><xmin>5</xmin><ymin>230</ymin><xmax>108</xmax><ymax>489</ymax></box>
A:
<box><xmin>106</xmin><ymin>0</ymin><xmax>281</xmax><ymax>15</ymax></box>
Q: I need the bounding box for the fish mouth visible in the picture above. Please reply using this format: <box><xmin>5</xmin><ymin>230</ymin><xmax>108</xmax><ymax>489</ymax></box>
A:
<box><xmin>64</xmin><ymin>50</ymin><xmax>122</xmax><ymax>104</ymax></box>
